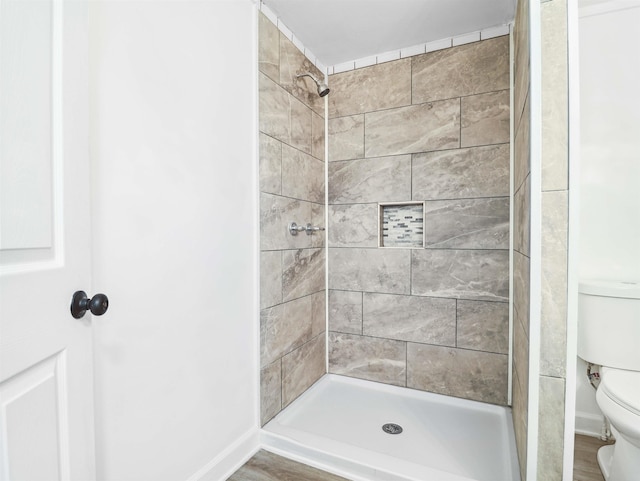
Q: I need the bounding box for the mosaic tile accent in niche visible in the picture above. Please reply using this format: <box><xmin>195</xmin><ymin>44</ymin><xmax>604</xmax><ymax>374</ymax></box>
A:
<box><xmin>380</xmin><ymin>203</ymin><xmax>425</xmax><ymax>247</ymax></box>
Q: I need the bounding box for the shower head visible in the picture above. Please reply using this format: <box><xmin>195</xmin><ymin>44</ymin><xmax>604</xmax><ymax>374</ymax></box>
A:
<box><xmin>296</xmin><ymin>72</ymin><xmax>330</xmax><ymax>97</ymax></box>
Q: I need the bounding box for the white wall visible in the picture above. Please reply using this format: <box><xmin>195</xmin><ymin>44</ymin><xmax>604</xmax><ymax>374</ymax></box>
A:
<box><xmin>89</xmin><ymin>1</ymin><xmax>258</xmax><ymax>479</ymax></box>
<box><xmin>575</xmin><ymin>1</ymin><xmax>640</xmax><ymax>435</ymax></box>
<box><xmin>579</xmin><ymin>3</ymin><xmax>640</xmax><ymax>282</ymax></box>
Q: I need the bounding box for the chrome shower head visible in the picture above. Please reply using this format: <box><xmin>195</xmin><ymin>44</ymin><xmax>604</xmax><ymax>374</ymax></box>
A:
<box><xmin>296</xmin><ymin>72</ymin><xmax>330</xmax><ymax>97</ymax></box>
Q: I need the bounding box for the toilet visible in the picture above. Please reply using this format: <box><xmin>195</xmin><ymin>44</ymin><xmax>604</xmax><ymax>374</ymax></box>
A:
<box><xmin>578</xmin><ymin>280</ymin><xmax>640</xmax><ymax>481</ymax></box>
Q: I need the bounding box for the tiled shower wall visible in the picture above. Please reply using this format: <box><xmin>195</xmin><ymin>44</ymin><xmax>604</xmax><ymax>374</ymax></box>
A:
<box><xmin>512</xmin><ymin>0</ymin><xmax>532</xmax><ymax>478</ymax></box>
<box><xmin>326</xmin><ymin>36</ymin><xmax>511</xmax><ymax>405</ymax></box>
<box><xmin>258</xmin><ymin>12</ymin><xmax>326</xmax><ymax>426</ymax></box>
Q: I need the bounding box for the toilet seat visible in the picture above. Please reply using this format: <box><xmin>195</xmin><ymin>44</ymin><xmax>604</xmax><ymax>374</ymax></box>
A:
<box><xmin>600</xmin><ymin>367</ymin><xmax>640</xmax><ymax>417</ymax></box>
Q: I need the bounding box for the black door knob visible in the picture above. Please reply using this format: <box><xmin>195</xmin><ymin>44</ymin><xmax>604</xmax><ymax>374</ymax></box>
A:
<box><xmin>70</xmin><ymin>290</ymin><xmax>109</xmax><ymax>319</ymax></box>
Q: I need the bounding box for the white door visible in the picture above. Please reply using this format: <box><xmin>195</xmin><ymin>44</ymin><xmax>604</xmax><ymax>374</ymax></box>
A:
<box><xmin>0</xmin><ymin>1</ymin><xmax>96</xmax><ymax>479</ymax></box>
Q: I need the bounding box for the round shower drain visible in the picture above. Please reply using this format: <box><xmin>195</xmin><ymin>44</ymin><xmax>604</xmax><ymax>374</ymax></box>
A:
<box><xmin>382</xmin><ymin>423</ymin><xmax>403</xmax><ymax>435</ymax></box>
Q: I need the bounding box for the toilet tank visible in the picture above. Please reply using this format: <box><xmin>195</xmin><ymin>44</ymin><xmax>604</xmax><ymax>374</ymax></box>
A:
<box><xmin>578</xmin><ymin>280</ymin><xmax>640</xmax><ymax>370</ymax></box>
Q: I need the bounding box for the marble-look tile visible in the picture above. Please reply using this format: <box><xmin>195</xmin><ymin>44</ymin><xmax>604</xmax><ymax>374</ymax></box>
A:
<box><xmin>412</xmin><ymin>144</ymin><xmax>510</xmax><ymax>200</ymax></box>
<box><xmin>364</xmin><ymin>99</ymin><xmax>460</xmax><ymax>157</ymax></box>
<box><xmin>228</xmin><ymin>450</ymin><xmax>349</xmax><ymax>481</ymax></box>
<box><xmin>328</xmin><ymin>115</ymin><xmax>364</xmax><ymax>162</ymax></box>
<box><xmin>328</xmin><ymin>203</ymin><xmax>378</xmax><ymax>248</ymax></box>
<box><xmin>424</xmin><ymin>197</ymin><xmax>509</xmax><ymax>249</ymax></box>
<box><xmin>261</xmin><ymin>295</ymin><xmax>313</xmax><ymax>367</ymax></box>
<box><xmin>328</xmin><ymin>155</ymin><xmax>411</xmax><ymax>204</ymax></box>
<box><xmin>258</xmin><ymin>12</ymin><xmax>279</xmax><ymax>83</ymax></box>
<box><xmin>363</xmin><ymin>293</ymin><xmax>456</xmax><ymax>346</ymax></box>
<box><xmin>328</xmin><ymin>332</ymin><xmax>406</xmax><ymax>386</ymax></box>
<box><xmin>513</xmin><ymin>323</ymin><xmax>529</xmax><ymax>405</ymax></box>
<box><xmin>259</xmin><ymin>133</ymin><xmax>281</xmax><ymax>195</ymax></box>
<box><xmin>282</xmin><ymin>334</ymin><xmax>326</xmax><ymax>407</ymax></box>
<box><xmin>312</xmin><ymin>110</ymin><xmax>325</xmax><ymax>162</ymax></box>
<box><xmin>329</xmin><ymin>248</ymin><xmax>411</xmax><ymax>295</ymax></box>
<box><xmin>260</xmin><ymin>193</ymin><xmax>312</xmax><ymax>250</ymax></box>
<box><xmin>329</xmin><ymin>290</ymin><xmax>362</xmax><ymax>335</ymax></box>
<box><xmin>461</xmin><ymin>90</ymin><xmax>510</xmax><ymax>147</ymax></box>
<box><xmin>512</xmin><ymin>362</ymin><xmax>528</xmax><ymax>481</ymax></box>
<box><xmin>280</xmin><ymin>32</ymin><xmax>325</xmax><ymax>115</ymax></box>
<box><xmin>311</xmin><ymin>291</ymin><xmax>326</xmax><ymax>338</ymax></box>
<box><xmin>537</xmin><ymin>376</ymin><xmax>565</xmax><ymax>481</ymax></box>
<box><xmin>259</xmin><ymin>72</ymin><xmax>313</xmax><ymax>155</ymax></box>
<box><xmin>541</xmin><ymin>191</ymin><xmax>568</xmax><ymax>378</ymax></box>
<box><xmin>412</xmin><ymin>36</ymin><xmax>509</xmax><ymax>104</ymax></box>
<box><xmin>457</xmin><ymin>300</ymin><xmax>509</xmax><ymax>354</ymax></box>
<box><xmin>328</xmin><ymin>58</ymin><xmax>411</xmax><ymax>118</ymax></box>
<box><xmin>514</xmin><ymin>0</ymin><xmax>530</xmax><ymax>133</ymax></box>
<box><xmin>282</xmin><ymin>248</ymin><xmax>325</xmax><ymax>302</ymax></box>
<box><xmin>260</xmin><ymin>360</ymin><xmax>281</xmax><ymax>426</ymax></box>
<box><xmin>311</xmin><ymin>203</ymin><xmax>325</xmax><ymax>249</ymax></box>
<box><xmin>541</xmin><ymin>0</ymin><xmax>568</xmax><ymax>192</ymax></box>
<box><xmin>411</xmin><ymin>249</ymin><xmax>509</xmax><ymax>301</ymax></box>
<box><xmin>281</xmin><ymin>144</ymin><xmax>324</xmax><ymax>204</ymax></box>
<box><xmin>514</xmin><ymin>94</ymin><xmax>531</xmax><ymax>193</ymax></box>
<box><xmin>407</xmin><ymin>343</ymin><xmax>508</xmax><ymax>405</ymax></box>
<box><xmin>513</xmin><ymin>250</ymin><xmax>531</xmax><ymax>339</ymax></box>
<box><xmin>514</xmin><ymin>174</ymin><xmax>531</xmax><ymax>256</ymax></box>
<box><xmin>259</xmin><ymin>72</ymin><xmax>290</xmax><ymax>144</ymax></box>
<box><xmin>260</xmin><ymin>251</ymin><xmax>282</xmax><ymax>309</ymax></box>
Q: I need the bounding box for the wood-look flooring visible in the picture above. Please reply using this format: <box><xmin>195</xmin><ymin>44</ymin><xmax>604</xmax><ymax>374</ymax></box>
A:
<box><xmin>573</xmin><ymin>434</ymin><xmax>614</xmax><ymax>481</ymax></box>
<box><xmin>227</xmin><ymin>450</ymin><xmax>348</xmax><ymax>481</ymax></box>
<box><xmin>229</xmin><ymin>435</ymin><xmax>611</xmax><ymax>481</ymax></box>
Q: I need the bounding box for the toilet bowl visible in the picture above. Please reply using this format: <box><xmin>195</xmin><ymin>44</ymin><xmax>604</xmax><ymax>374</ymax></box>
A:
<box><xmin>577</xmin><ymin>280</ymin><xmax>640</xmax><ymax>481</ymax></box>
<box><xmin>595</xmin><ymin>367</ymin><xmax>640</xmax><ymax>481</ymax></box>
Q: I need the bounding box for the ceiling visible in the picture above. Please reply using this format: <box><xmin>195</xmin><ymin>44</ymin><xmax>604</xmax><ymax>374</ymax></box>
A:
<box><xmin>263</xmin><ymin>0</ymin><xmax>517</xmax><ymax>66</ymax></box>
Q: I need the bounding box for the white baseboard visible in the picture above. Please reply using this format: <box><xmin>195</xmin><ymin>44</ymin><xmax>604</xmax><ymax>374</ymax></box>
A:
<box><xmin>187</xmin><ymin>428</ymin><xmax>260</xmax><ymax>481</ymax></box>
<box><xmin>575</xmin><ymin>411</ymin><xmax>605</xmax><ymax>438</ymax></box>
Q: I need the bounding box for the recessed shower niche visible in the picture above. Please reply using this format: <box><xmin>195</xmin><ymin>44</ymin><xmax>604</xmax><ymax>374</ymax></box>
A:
<box><xmin>379</xmin><ymin>202</ymin><xmax>425</xmax><ymax>248</ymax></box>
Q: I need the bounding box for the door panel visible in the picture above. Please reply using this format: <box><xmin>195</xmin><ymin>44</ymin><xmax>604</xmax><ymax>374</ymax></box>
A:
<box><xmin>0</xmin><ymin>1</ymin><xmax>94</xmax><ymax>478</ymax></box>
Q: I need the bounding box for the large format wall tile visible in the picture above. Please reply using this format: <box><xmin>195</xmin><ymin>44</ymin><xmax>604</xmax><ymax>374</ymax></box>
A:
<box><xmin>258</xmin><ymin>12</ymin><xmax>279</xmax><ymax>83</ymax></box>
<box><xmin>536</xmin><ymin>375</ymin><xmax>565</xmax><ymax>480</ymax></box>
<box><xmin>329</xmin><ymin>248</ymin><xmax>411</xmax><ymax>294</ymax></box>
<box><xmin>541</xmin><ymin>191</ymin><xmax>568</xmax><ymax>378</ymax></box>
<box><xmin>328</xmin><ymin>115</ymin><xmax>364</xmax><ymax>161</ymax></box>
<box><xmin>329</xmin><ymin>332</ymin><xmax>406</xmax><ymax>386</ymax></box>
<box><xmin>412</xmin><ymin>36</ymin><xmax>510</xmax><ymax>104</ymax></box>
<box><xmin>260</xmin><ymin>133</ymin><xmax>282</xmax><ymax>195</ymax></box>
<box><xmin>329</xmin><ymin>290</ymin><xmax>363</xmax><ymax>334</ymax></box>
<box><xmin>412</xmin><ymin>249</ymin><xmax>509</xmax><ymax>301</ymax></box>
<box><xmin>282</xmin><ymin>334</ymin><xmax>326</xmax><ymax>407</ymax></box>
<box><xmin>260</xmin><ymin>250</ymin><xmax>282</xmax><ymax>309</ymax></box>
<box><xmin>363</xmin><ymin>293</ymin><xmax>456</xmax><ymax>345</ymax></box>
<box><xmin>412</xmin><ymin>144</ymin><xmax>510</xmax><ymax>200</ymax></box>
<box><xmin>328</xmin><ymin>155</ymin><xmax>411</xmax><ymax>204</ymax></box>
<box><xmin>457</xmin><ymin>300</ymin><xmax>509</xmax><ymax>354</ymax></box>
<box><xmin>514</xmin><ymin>174</ymin><xmax>531</xmax><ymax>256</ymax></box>
<box><xmin>461</xmin><ymin>90</ymin><xmax>510</xmax><ymax>147</ymax></box>
<box><xmin>282</xmin><ymin>248</ymin><xmax>325</xmax><ymax>302</ymax></box>
<box><xmin>312</xmin><ymin>111</ymin><xmax>325</xmax><ymax>161</ymax></box>
<box><xmin>260</xmin><ymin>72</ymin><xmax>290</xmax><ymax>143</ymax></box>
<box><xmin>260</xmin><ymin>193</ymin><xmax>313</xmax><ymax>250</ymax></box>
<box><xmin>328</xmin><ymin>58</ymin><xmax>411</xmax><ymax>118</ymax></box>
<box><xmin>541</xmin><ymin>0</ymin><xmax>568</xmax><ymax>192</ymax></box>
<box><xmin>282</xmin><ymin>144</ymin><xmax>324</xmax><ymax>204</ymax></box>
<box><xmin>424</xmin><ymin>197</ymin><xmax>509</xmax><ymax>249</ymax></box>
<box><xmin>279</xmin><ymin>32</ymin><xmax>325</xmax><ymax>115</ymax></box>
<box><xmin>260</xmin><ymin>360</ymin><xmax>281</xmax><ymax>425</ymax></box>
<box><xmin>364</xmin><ymin>99</ymin><xmax>460</xmax><ymax>157</ymax></box>
<box><xmin>513</xmin><ymin>250</ymin><xmax>531</xmax><ymax>339</ymax></box>
<box><xmin>328</xmin><ymin>203</ymin><xmax>378</xmax><ymax>248</ymax></box>
<box><xmin>261</xmin><ymin>295</ymin><xmax>314</xmax><ymax>367</ymax></box>
<box><xmin>514</xmin><ymin>94</ymin><xmax>531</xmax><ymax>193</ymax></box>
<box><xmin>407</xmin><ymin>343</ymin><xmax>508</xmax><ymax>405</ymax></box>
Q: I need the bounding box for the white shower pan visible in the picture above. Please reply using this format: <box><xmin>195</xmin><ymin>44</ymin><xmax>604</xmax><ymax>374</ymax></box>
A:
<box><xmin>261</xmin><ymin>374</ymin><xmax>520</xmax><ymax>481</ymax></box>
